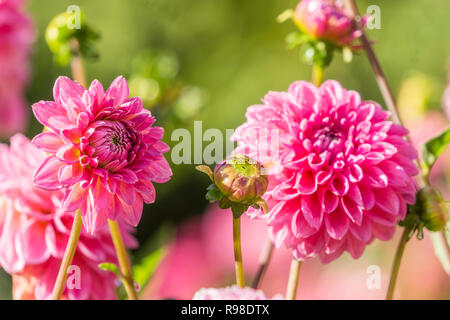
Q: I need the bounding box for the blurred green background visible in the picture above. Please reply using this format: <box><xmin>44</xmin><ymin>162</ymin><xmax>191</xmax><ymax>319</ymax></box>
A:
<box><xmin>1</xmin><ymin>0</ymin><xmax>450</xmax><ymax>299</ymax></box>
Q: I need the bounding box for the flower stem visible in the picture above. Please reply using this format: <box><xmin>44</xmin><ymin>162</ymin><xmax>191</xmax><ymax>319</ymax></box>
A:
<box><xmin>345</xmin><ymin>0</ymin><xmax>426</xmax><ymax>188</ymax></box>
<box><xmin>233</xmin><ymin>217</ymin><xmax>245</xmax><ymax>287</ymax></box>
<box><xmin>386</xmin><ymin>228</ymin><xmax>410</xmax><ymax>300</ymax></box>
<box><xmin>69</xmin><ymin>38</ymin><xmax>87</xmax><ymax>88</ymax></box>
<box><xmin>312</xmin><ymin>63</ymin><xmax>324</xmax><ymax>87</ymax></box>
<box><xmin>251</xmin><ymin>237</ymin><xmax>274</xmax><ymax>289</ymax></box>
<box><xmin>51</xmin><ymin>209</ymin><xmax>82</xmax><ymax>300</ymax></box>
<box><xmin>108</xmin><ymin>219</ymin><xmax>138</xmax><ymax>300</ymax></box>
<box><xmin>285</xmin><ymin>259</ymin><xmax>302</xmax><ymax>300</ymax></box>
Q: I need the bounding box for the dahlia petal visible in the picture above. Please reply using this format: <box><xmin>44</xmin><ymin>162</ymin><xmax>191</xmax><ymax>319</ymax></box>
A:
<box><xmin>19</xmin><ymin>220</ymin><xmax>51</xmax><ymax>264</ymax></box>
<box><xmin>53</xmin><ymin>76</ymin><xmax>85</xmax><ymax>106</ymax></box>
<box><xmin>321</xmin><ymin>189</ymin><xmax>339</xmax><ymax>213</ymax></box>
<box><xmin>117</xmin><ymin>182</ymin><xmax>136</xmax><ymax>206</ymax></box>
<box><xmin>295</xmin><ymin>171</ymin><xmax>317</xmax><ymax>194</ymax></box>
<box><xmin>346</xmin><ymin>234</ymin><xmax>366</xmax><ymax>259</ymax></box>
<box><xmin>373</xmin><ymin>187</ymin><xmax>399</xmax><ymax>215</ymax></box>
<box><xmin>330</xmin><ymin>174</ymin><xmax>349</xmax><ymax>196</ymax></box>
<box><xmin>272</xmin><ymin>183</ymin><xmax>300</xmax><ymax>200</ymax></box>
<box><xmin>56</xmin><ymin>144</ymin><xmax>79</xmax><ymax>164</ymax></box>
<box><xmin>301</xmin><ymin>194</ymin><xmax>323</xmax><ymax>230</ymax></box>
<box><xmin>33</xmin><ymin>156</ymin><xmax>63</xmax><ymax>190</ymax></box>
<box><xmin>359</xmin><ymin>185</ymin><xmax>375</xmax><ymax>210</ymax></box>
<box><xmin>349</xmin><ymin>218</ymin><xmax>372</xmax><ymax>242</ymax></box>
<box><xmin>58</xmin><ymin>164</ymin><xmax>83</xmax><ymax>186</ymax></box>
<box><xmin>89</xmin><ymin>179</ymin><xmax>110</xmax><ymax>212</ymax></box>
<box><xmin>44</xmin><ymin>224</ymin><xmax>68</xmax><ymax>259</ymax></box>
<box><xmin>0</xmin><ymin>209</ymin><xmax>25</xmax><ymax>273</ymax></box>
<box><xmin>62</xmin><ymin>184</ymin><xmax>89</xmax><ymax>212</ymax></box>
<box><xmin>105</xmin><ymin>76</ymin><xmax>129</xmax><ymax>107</ymax></box>
<box><xmin>341</xmin><ymin>197</ymin><xmax>363</xmax><ymax>225</ymax></box>
<box><xmin>362</xmin><ymin>165</ymin><xmax>388</xmax><ymax>188</ymax></box>
<box><xmin>291</xmin><ymin>209</ymin><xmax>316</xmax><ymax>238</ymax></box>
<box><xmin>324</xmin><ymin>206</ymin><xmax>349</xmax><ymax>240</ymax></box>
<box><xmin>32</xmin><ymin>132</ymin><xmax>63</xmax><ymax>153</ymax></box>
<box><xmin>120</xmin><ymin>195</ymin><xmax>143</xmax><ymax>226</ymax></box>
<box><xmin>32</xmin><ymin>101</ymin><xmax>70</xmax><ymax>132</ymax></box>
<box><xmin>371</xmin><ymin>222</ymin><xmax>396</xmax><ymax>241</ymax></box>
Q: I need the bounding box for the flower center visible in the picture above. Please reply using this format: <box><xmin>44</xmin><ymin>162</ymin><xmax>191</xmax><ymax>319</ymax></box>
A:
<box><xmin>89</xmin><ymin>121</ymin><xmax>134</xmax><ymax>167</ymax></box>
<box><xmin>314</xmin><ymin>127</ymin><xmax>344</xmax><ymax>153</ymax></box>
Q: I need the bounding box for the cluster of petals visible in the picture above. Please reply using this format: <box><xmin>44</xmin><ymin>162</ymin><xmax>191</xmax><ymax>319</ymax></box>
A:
<box><xmin>232</xmin><ymin>80</ymin><xmax>418</xmax><ymax>263</ymax></box>
<box><xmin>293</xmin><ymin>0</ymin><xmax>366</xmax><ymax>49</ymax></box>
<box><xmin>0</xmin><ymin>134</ymin><xmax>137</xmax><ymax>299</ymax></box>
<box><xmin>0</xmin><ymin>0</ymin><xmax>35</xmax><ymax>137</ymax></box>
<box><xmin>193</xmin><ymin>285</ymin><xmax>282</xmax><ymax>300</ymax></box>
<box><xmin>32</xmin><ymin>76</ymin><xmax>172</xmax><ymax>233</ymax></box>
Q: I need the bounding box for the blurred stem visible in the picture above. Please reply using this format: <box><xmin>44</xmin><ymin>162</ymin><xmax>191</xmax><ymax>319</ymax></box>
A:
<box><xmin>386</xmin><ymin>228</ymin><xmax>410</xmax><ymax>300</ymax></box>
<box><xmin>345</xmin><ymin>0</ymin><xmax>426</xmax><ymax>188</ymax></box>
<box><xmin>233</xmin><ymin>217</ymin><xmax>245</xmax><ymax>288</ymax></box>
<box><xmin>312</xmin><ymin>63</ymin><xmax>324</xmax><ymax>87</ymax></box>
<box><xmin>285</xmin><ymin>259</ymin><xmax>302</xmax><ymax>300</ymax></box>
<box><xmin>69</xmin><ymin>38</ymin><xmax>87</xmax><ymax>88</ymax></box>
<box><xmin>251</xmin><ymin>237</ymin><xmax>274</xmax><ymax>289</ymax></box>
<box><xmin>51</xmin><ymin>210</ymin><xmax>82</xmax><ymax>300</ymax></box>
<box><xmin>108</xmin><ymin>219</ymin><xmax>138</xmax><ymax>300</ymax></box>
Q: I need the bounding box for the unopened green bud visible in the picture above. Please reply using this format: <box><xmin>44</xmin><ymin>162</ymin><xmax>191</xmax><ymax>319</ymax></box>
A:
<box><xmin>45</xmin><ymin>9</ymin><xmax>99</xmax><ymax>66</ymax></box>
<box><xmin>213</xmin><ymin>155</ymin><xmax>268</xmax><ymax>204</ymax></box>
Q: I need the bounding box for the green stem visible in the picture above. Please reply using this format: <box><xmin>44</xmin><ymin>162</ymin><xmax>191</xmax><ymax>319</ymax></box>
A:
<box><xmin>386</xmin><ymin>228</ymin><xmax>410</xmax><ymax>300</ymax></box>
<box><xmin>108</xmin><ymin>219</ymin><xmax>139</xmax><ymax>300</ymax></box>
<box><xmin>51</xmin><ymin>210</ymin><xmax>82</xmax><ymax>300</ymax></box>
<box><xmin>285</xmin><ymin>259</ymin><xmax>302</xmax><ymax>300</ymax></box>
<box><xmin>69</xmin><ymin>38</ymin><xmax>87</xmax><ymax>88</ymax></box>
<box><xmin>251</xmin><ymin>237</ymin><xmax>274</xmax><ymax>289</ymax></box>
<box><xmin>233</xmin><ymin>217</ymin><xmax>245</xmax><ymax>287</ymax></box>
<box><xmin>312</xmin><ymin>63</ymin><xmax>324</xmax><ymax>87</ymax></box>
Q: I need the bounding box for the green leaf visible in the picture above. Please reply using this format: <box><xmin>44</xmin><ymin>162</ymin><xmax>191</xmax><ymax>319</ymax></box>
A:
<box><xmin>422</xmin><ymin>126</ymin><xmax>450</xmax><ymax>171</ymax></box>
<box><xmin>277</xmin><ymin>9</ymin><xmax>293</xmax><ymax>23</ymax></box>
<box><xmin>98</xmin><ymin>262</ymin><xmax>123</xmax><ymax>280</ymax></box>
<box><xmin>206</xmin><ymin>184</ymin><xmax>224</xmax><ymax>202</ymax></box>
<box><xmin>196</xmin><ymin>165</ymin><xmax>214</xmax><ymax>182</ymax></box>
<box><xmin>231</xmin><ymin>203</ymin><xmax>249</xmax><ymax>219</ymax></box>
<box><xmin>132</xmin><ymin>247</ymin><xmax>167</xmax><ymax>292</ymax></box>
<box><xmin>285</xmin><ymin>32</ymin><xmax>310</xmax><ymax>50</ymax></box>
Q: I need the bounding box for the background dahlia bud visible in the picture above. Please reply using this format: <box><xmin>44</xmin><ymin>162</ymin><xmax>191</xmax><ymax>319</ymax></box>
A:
<box><xmin>293</xmin><ymin>0</ymin><xmax>362</xmax><ymax>48</ymax></box>
<box><xmin>45</xmin><ymin>10</ymin><xmax>99</xmax><ymax>65</ymax></box>
<box><xmin>213</xmin><ymin>155</ymin><xmax>268</xmax><ymax>204</ymax></box>
<box><xmin>416</xmin><ymin>187</ymin><xmax>448</xmax><ymax>232</ymax></box>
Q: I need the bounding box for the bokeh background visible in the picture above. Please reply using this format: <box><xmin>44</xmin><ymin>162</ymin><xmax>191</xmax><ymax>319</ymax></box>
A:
<box><xmin>0</xmin><ymin>0</ymin><xmax>449</xmax><ymax>299</ymax></box>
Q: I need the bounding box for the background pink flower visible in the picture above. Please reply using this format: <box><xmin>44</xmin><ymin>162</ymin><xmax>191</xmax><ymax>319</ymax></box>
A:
<box><xmin>32</xmin><ymin>76</ymin><xmax>172</xmax><ymax>233</ymax></box>
<box><xmin>193</xmin><ymin>285</ymin><xmax>281</xmax><ymax>300</ymax></box>
<box><xmin>144</xmin><ymin>205</ymin><xmax>448</xmax><ymax>300</ymax></box>
<box><xmin>0</xmin><ymin>134</ymin><xmax>138</xmax><ymax>299</ymax></box>
<box><xmin>232</xmin><ymin>80</ymin><xmax>418</xmax><ymax>263</ymax></box>
<box><xmin>0</xmin><ymin>0</ymin><xmax>35</xmax><ymax>137</ymax></box>
<box><xmin>293</xmin><ymin>0</ymin><xmax>364</xmax><ymax>48</ymax></box>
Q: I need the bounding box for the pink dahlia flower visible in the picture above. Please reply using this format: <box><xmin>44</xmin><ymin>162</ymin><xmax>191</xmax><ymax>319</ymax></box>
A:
<box><xmin>232</xmin><ymin>80</ymin><xmax>418</xmax><ymax>263</ymax></box>
<box><xmin>293</xmin><ymin>0</ymin><xmax>365</xmax><ymax>49</ymax></box>
<box><xmin>0</xmin><ymin>0</ymin><xmax>35</xmax><ymax>137</ymax></box>
<box><xmin>0</xmin><ymin>134</ymin><xmax>138</xmax><ymax>299</ymax></box>
<box><xmin>193</xmin><ymin>285</ymin><xmax>282</xmax><ymax>300</ymax></box>
<box><xmin>32</xmin><ymin>76</ymin><xmax>172</xmax><ymax>233</ymax></box>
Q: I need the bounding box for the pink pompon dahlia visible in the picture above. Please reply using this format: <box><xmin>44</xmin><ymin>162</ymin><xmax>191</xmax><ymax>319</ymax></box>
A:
<box><xmin>293</xmin><ymin>0</ymin><xmax>365</xmax><ymax>49</ymax></box>
<box><xmin>232</xmin><ymin>80</ymin><xmax>418</xmax><ymax>263</ymax></box>
<box><xmin>32</xmin><ymin>76</ymin><xmax>172</xmax><ymax>233</ymax></box>
<box><xmin>0</xmin><ymin>134</ymin><xmax>138</xmax><ymax>299</ymax></box>
<box><xmin>0</xmin><ymin>0</ymin><xmax>35</xmax><ymax>137</ymax></box>
<box><xmin>193</xmin><ymin>285</ymin><xmax>282</xmax><ymax>300</ymax></box>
